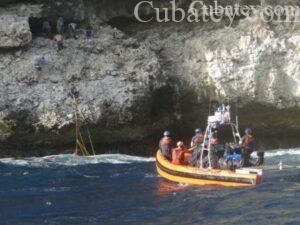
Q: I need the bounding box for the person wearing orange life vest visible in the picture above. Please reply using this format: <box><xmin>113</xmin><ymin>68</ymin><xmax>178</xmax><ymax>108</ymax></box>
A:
<box><xmin>172</xmin><ymin>141</ymin><xmax>192</xmax><ymax>165</ymax></box>
<box><xmin>239</xmin><ymin>128</ymin><xmax>255</xmax><ymax>167</ymax></box>
<box><xmin>159</xmin><ymin>131</ymin><xmax>173</xmax><ymax>160</ymax></box>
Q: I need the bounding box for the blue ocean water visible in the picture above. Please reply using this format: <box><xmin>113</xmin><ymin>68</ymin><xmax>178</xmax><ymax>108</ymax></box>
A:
<box><xmin>0</xmin><ymin>149</ymin><xmax>299</xmax><ymax>225</ymax></box>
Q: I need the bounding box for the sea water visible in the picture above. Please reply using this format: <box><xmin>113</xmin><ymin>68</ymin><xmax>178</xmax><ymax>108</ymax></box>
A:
<box><xmin>0</xmin><ymin>149</ymin><xmax>299</xmax><ymax>225</ymax></box>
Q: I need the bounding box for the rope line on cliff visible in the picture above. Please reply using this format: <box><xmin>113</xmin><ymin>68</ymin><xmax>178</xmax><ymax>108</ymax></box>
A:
<box><xmin>78</xmin><ymin>107</ymin><xmax>96</xmax><ymax>156</ymax></box>
<box><xmin>72</xmin><ymin>97</ymin><xmax>95</xmax><ymax>156</ymax></box>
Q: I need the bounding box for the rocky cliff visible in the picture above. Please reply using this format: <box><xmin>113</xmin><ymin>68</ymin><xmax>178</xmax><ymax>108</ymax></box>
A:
<box><xmin>1</xmin><ymin>0</ymin><xmax>300</xmax><ymax>156</ymax></box>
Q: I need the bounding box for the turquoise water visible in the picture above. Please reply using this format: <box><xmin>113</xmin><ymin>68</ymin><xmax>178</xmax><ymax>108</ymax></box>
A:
<box><xmin>0</xmin><ymin>149</ymin><xmax>299</xmax><ymax>225</ymax></box>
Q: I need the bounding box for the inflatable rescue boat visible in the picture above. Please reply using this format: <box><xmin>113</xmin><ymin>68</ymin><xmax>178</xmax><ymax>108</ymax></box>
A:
<box><xmin>156</xmin><ymin>150</ymin><xmax>262</xmax><ymax>187</ymax></box>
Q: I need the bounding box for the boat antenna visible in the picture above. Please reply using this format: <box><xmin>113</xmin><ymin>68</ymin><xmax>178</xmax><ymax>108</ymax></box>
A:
<box><xmin>208</xmin><ymin>80</ymin><xmax>213</xmax><ymax>116</ymax></box>
<box><xmin>234</xmin><ymin>75</ymin><xmax>241</xmax><ymax>141</ymax></box>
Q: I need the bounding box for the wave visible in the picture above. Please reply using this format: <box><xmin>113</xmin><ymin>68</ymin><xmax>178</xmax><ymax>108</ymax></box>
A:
<box><xmin>0</xmin><ymin>148</ymin><xmax>299</xmax><ymax>168</ymax></box>
<box><xmin>263</xmin><ymin>149</ymin><xmax>300</xmax><ymax>158</ymax></box>
<box><xmin>0</xmin><ymin>154</ymin><xmax>155</xmax><ymax>168</ymax></box>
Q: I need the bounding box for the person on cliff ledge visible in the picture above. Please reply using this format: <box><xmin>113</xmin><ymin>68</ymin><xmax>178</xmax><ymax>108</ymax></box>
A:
<box><xmin>85</xmin><ymin>25</ymin><xmax>93</xmax><ymax>39</ymax></box>
<box><xmin>68</xmin><ymin>84</ymin><xmax>79</xmax><ymax>100</ymax></box>
<box><xmin>42</xmin><ymin>20</ymin><xmax>52</xmax><ymax>37</ymax></box>
<box><xmin>34</xmin><ymin>56</ymin><xmax>46</xmax><ymax>71</ymax></box>
<box><xmin>68</xmin><ymin>22</ymin><xmax>77</xmax><ymax>40</ymax></box>
<box><xmin>53</xmin><ymin>34</ymin><xmax>64</xmax><ymax>51</ymax></box>
<box><xmin>56</xmin><ymin>17</ymin><xmax>64</xmax><ymax>34</ymax></box>
<box><xmin>159</xmin><ymin>131</ymin><xmax>173</xmax><ymax>160</ymax></box>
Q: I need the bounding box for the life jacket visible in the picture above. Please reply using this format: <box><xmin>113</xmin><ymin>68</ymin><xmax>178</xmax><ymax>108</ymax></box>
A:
<box><xmin>172</xmin><ymin>147</ymin><xmax>184</xmax><ymax>165</ymax></box>
<box><xmin>191</xmin><ymin>134</ymin><xmax>204</xmax><ymax>147</ymax></box>
<box><xmin>242</xmin><ymin>135</ymin><xmax>255</xmax><ymax>147</ymax></box>
<box><xmin>159</xmin><ymin>137</ymin><xmax>172</xmax><ymax>149</ymax></box>
<box><xmin>210</xmin><ymin>137</ymin><xmax>218</xmax><ymax>145</ymax></box>
<box><xmin>172</xmin><ymin>146</ymin><xmax>191</xmax><ymax>165</ymax></box>
<box><xmin>241</xmin><ymin>134</ymin><xmax>255</xmax><ymax>152</ymax></box>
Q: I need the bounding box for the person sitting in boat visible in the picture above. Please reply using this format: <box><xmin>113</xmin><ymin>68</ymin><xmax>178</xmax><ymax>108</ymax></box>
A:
<box><xmin>171</xmin><ymin>141</ymin><xmax>192</xmax><ymax>165</ymax></box>
<box><xmin>159</xmin><ymin>131</ymin><xmax>173</xmax><ymax>160</ymax></box>
<box><xmin>240</xmin><ymin>128</ymin><xmax>255</xmax><ymax>167</ymax></box>
<box><xmin>221</xmin><ymin>146</ymin><xmax>242</xmax><ymax>170</ymax></box>
<box><xmin>189</xmin><ymin>128</ymin><xmax>204</xmax><ymax>166</ymax></box>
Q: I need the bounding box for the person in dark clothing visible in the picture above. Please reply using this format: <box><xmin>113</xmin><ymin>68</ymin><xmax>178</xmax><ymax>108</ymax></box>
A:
<box><xmin>190</xmin><ymin>128</ymin><xmax>204</xmax><ymax>148</ymax></box>
<box><xmin>201</xmin><ymin>131</ymin><xmax>220</xmax><ymax>168</ymax></box>
<box><xmin>34</xmin><ymin>56</ymin><xmax>46</xmax><ymax>71</ymax></box>
<box><xmin>42</xmin><ymin>20</ymin><xmax>52</xmax><ymax>37</ymax></box>
<box><xmin>56</xmin><ymin>17</ymin><xmax>64</xmax><ymax>34</ymax></box>
<box><xmin>53</xmin><ymin>34</ymin><xmax>64</xmax><ymax>51</ymax></box>
<box><xmin>68</xmin><ymin>84</ymin><xmax>79</xmax><ymax>99</ymax></box>
<box><xmin>68</xmin><ymin>22</ymin><xmax>77</xmax><ymax>39</ymax></box>
<box><xmin>189</xmin><ymin>128</ymin><xmax>204</xmax><ymax>166</ymax></box>
<box><xmin>159</xmin><ymin>131</ymin><xmax>173</xmax><ymax>160</ymax></box>
<box><xmin>240</xmin><ymin>128</ymin><xmax>255</xmax><ymax>167</ymax></box>
<box><xmin>256</xmin><ymin>151</ymin><xmax>265</xmax><ymax>166</ymax></box>
<box><xmin>85</xmin><ymin>25</ymin><xmax>93</xmax><ymax>39</ymax></box>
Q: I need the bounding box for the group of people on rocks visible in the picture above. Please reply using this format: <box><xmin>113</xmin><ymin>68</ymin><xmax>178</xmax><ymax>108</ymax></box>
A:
<box><xmin>159</xmin><ymin>127</ymin><xmax>264</xmax><ymax>169</ymax></box>
<box><xmin>34</xmin><ymin>17</ymin><xmax>94</xmax><ymax>71</ymax></box>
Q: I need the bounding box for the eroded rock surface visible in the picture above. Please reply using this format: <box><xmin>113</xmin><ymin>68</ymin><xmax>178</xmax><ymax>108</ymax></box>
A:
<box><xmin>1</xmin><ymin>0</ymin><xmax>300</xmax><ymax>154</ymax></box>
<box><xmin>0</xmin><ymin>14</ymin><xmax>32</xmax><ymax>47</ymax></box>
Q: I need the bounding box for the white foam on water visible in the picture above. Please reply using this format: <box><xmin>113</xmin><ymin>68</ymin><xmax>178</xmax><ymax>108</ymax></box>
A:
<box><xmin>264</xmin><ymin>149</ymin><xmax>300</xmax><ymax>158</ymax></box>
<box><xmin>1</xmin><ymin>148</ymin><xmax>298</xmax><ymax>168</ymax></box>
<box><xmin>251</xmin><ymin>148</ymin><xmax>300</xmax><ymax>158</ymax></box>
<box><xmin>0</xmin><ymin>154</ymin><xmax>155</xmax><ymax>167</ymax></box>
<box><xmin>0</xmin><ymin>158</ymin><xmax>29</xmax><ymax>166</ymax></box>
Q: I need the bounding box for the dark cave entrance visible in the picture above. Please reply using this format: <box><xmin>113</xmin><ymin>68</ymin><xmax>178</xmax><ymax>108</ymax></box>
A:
<box><xmin>28</xmin><ymin>17</ymin><xmax>83</xmax><ymax>38</ymax></box>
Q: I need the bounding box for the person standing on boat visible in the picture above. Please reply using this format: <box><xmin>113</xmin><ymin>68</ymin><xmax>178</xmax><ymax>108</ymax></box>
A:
<box><xmin>159</xmin><ymin>131</ymin><xmax>173</xmax><ymax>160</ymax></box>
<box><xmin>203</xmin><ymin>130</ymin><xmax>219</xmax><ymax>168</ymax></box>
<box><xmin>189</xmin><ymin>128</ymin><xmax>204</xmax><ymax>166</ymax></box>
<box><xmin>240</xmin><ymin>128</ymin><xmax>255</xmax><ymax>167</ymax></box>
<box><xmin>190</xmin><ymin>128</ymin><xmax>204</xmax><ymax>148</ymax></box>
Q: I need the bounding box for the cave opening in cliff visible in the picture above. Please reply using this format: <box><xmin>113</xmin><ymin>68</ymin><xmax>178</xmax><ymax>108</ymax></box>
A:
<box><xmin>151</xmin><ymin>86</ymin><xmax>176</xmax><ymax>121</ymax></box>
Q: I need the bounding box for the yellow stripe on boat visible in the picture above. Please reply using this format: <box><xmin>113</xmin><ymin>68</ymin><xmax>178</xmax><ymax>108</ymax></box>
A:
<box><xmin>156</xmin><ymin>150</ymin><xmax>262</xmax><ymax>187</ymax></box>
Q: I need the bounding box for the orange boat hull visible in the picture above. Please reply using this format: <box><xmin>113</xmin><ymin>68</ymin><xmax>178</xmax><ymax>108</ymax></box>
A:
<box><xmin>156</xmin><ymin>150</ymin><xmax>262</xmax><ymax>187</ymax></box>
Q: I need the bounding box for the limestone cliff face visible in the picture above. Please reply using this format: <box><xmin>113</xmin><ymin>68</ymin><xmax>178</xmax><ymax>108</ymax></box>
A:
<box><xmin>0</xmin><ymin>0</ymin><xmax>300</xmax><ymax>154</ymax></box>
